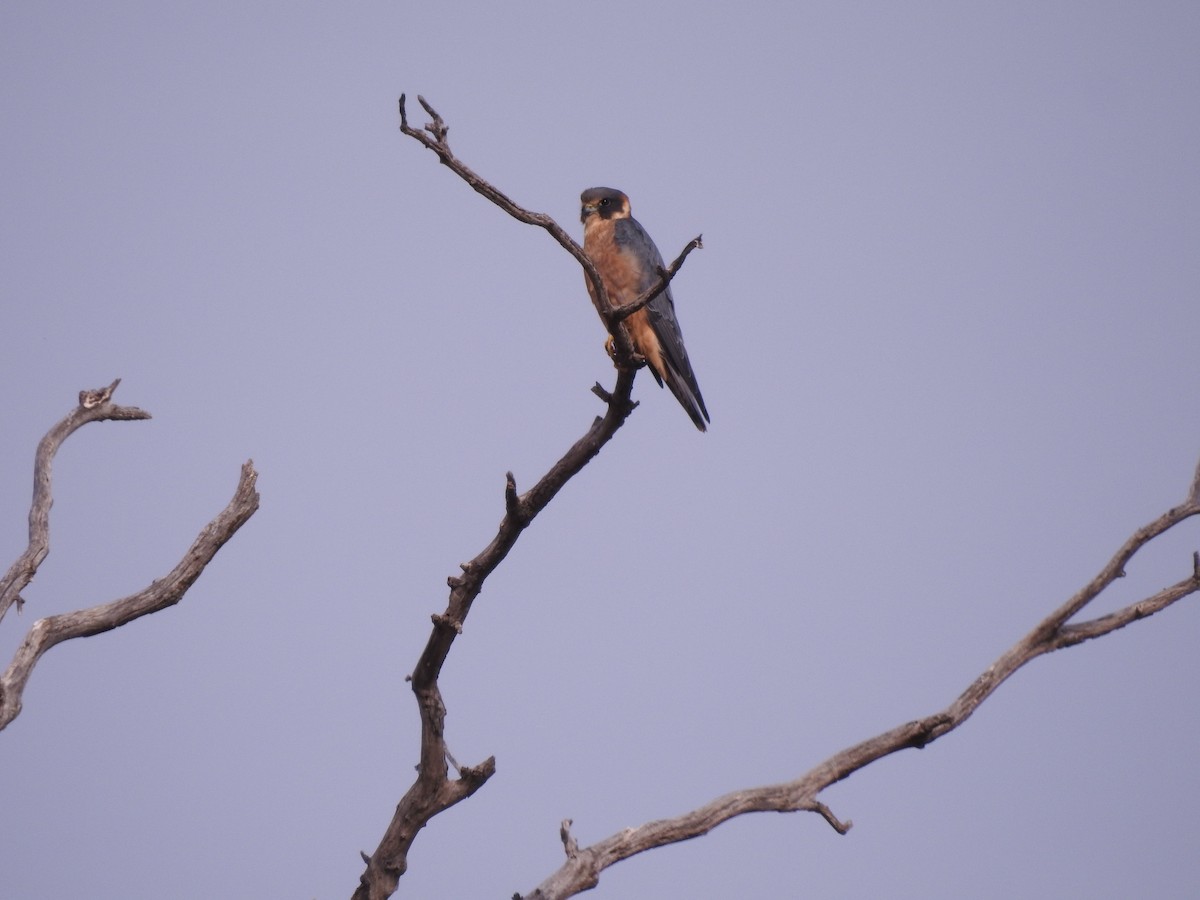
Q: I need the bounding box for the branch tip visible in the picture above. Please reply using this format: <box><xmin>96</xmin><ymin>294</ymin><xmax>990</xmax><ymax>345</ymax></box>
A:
<box><xmin>608</xmin><ymin>236</ymin><xmax>704</xmax><ymax>325</ymax></box>
<box><xmin>805</xmin><ymin>800</ymin><xmax>852</xmax><ymax>835</ymax></box>
<box><xmin>505</xmin><ymin>472</ymin><xmax>523</xmax><ymax>519</ymax></box>
<box><xmin>79</xmin><ymin>378</ymin><xmax>122</xmax><ymax>409</ymax></box>
<box><xmin>458</xmin><ymin>757</ymin><xmax>494</xmax><ymax>783</ymax></box>
<box><xmin>559</xmin><ymin>819</ymin><xmax>580</xmax><ymax>858</ymax></box>
<box><xmin>416</xmin><ymin>95</ymin><xmax>447</xmax><ymax>142</ymax></box>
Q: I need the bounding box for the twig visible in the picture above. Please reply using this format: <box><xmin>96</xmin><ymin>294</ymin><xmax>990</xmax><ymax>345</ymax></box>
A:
<box><xmin>608</xmin><ymin>235</ymin><xmax>704</xmax><ymax>323</ymax></box>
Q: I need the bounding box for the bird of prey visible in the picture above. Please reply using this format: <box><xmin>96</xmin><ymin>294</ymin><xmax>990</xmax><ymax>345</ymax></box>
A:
<box><xmin>580</xmin><ymin>187</ymin><xmax>710</xmax><ymax>431</ymax></box>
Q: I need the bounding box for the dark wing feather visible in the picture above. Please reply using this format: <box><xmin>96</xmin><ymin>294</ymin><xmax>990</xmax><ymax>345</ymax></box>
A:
<box><xmin>614</xmin><ymin>217</ymin><xmax>711</xmax><ymax>429</ymax></box>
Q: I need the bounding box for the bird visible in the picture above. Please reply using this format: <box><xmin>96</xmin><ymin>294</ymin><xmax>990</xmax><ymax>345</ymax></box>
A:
<box><xmin>579</xmin><ymin>187</ymin><xmax>710</xmax><ymax>431</ymax></box>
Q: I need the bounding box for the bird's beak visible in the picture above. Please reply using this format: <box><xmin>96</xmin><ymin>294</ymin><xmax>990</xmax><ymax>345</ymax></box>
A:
<box><xmin>580</xmin><ymin>203</ymin><xmax>598</xmax><ymax>222</ymax></box>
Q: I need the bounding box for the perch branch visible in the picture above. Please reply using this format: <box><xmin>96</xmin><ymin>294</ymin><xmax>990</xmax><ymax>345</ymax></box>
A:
<box><xmin>0</xmin><ymin>404</ymin><xmax>259</xmax><ymax>730</ymax></box>
<box><xmin>397</xmin><ymin>94</ymin><xmax>700</xmax><ymax>362</ymax></box>
<box><xmin>520</xmin><ymin>457</ymin><xmax>1200</xmax><ymax>899</ymax></box>
<box><xmin>357</xmin><ymin>103</ymin><xmax>667</xmax><ymax>899</ymax></box>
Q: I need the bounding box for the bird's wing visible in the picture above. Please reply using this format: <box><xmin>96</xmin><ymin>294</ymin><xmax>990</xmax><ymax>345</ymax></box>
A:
<box><xmin>614</xmin><ymin>217</ymin><xmax>710</xmax><ymax>428</ymax></box>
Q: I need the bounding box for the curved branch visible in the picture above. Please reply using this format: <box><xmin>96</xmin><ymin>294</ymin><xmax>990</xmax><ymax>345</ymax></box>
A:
<box><xmin>521</xmin><ymin>457</ymin><xmax>1200</xmax><ymax>899</ymax></box>
<box><xmin>0</xmin><ymin>455</ymin><xmax>260</xmax><ymax>731</ymax></box>
<box><xmin>0</xmin><ymin>379</ymin><xmax>151</xmax><ymax>625</ymax></box>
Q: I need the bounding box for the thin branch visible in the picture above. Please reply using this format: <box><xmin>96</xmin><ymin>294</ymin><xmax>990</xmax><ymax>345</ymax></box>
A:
<box><xmin>397</xmin><ymin>97</ymin><xmax>614</xmax><ymax>338</ymax></box>
<box><xmin>1052</xmin><ymin>574</ymin><xmax>1198</xmax><ymax>649</ymax></box>
<box><xmin>608</xmin><ymin>235</ymin><xmax>704</xmax><ymax>323</ymax></box>
<box><xmin>521</xmin><ymin>463</ymin><xmax>1200</xmax><ymax>899</ymax></box>
<box><xmin>559</xmin><ymin>819</ymin><xmax>580</xmax><ymax>859</ymax></box>
<box><xmin>0</xmin><ymin>458</ymin><xmax>259</xmax><ymax>731</ymax></box>
<box><xmin>397</xmin><ymin>94</ymin><xmax>700</xmax><ymax>363</ymax></box>
<box><xmin>0</xmin><ymin>379</ymin><xmax>151</xmax><ymax>625</ymax></box>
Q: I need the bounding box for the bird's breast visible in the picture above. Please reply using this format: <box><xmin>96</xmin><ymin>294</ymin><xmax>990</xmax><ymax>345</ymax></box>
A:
<box><xmin>583</xmin><ymin>224</ymin><xmax>643</xmax><ymax>307</ymax></box>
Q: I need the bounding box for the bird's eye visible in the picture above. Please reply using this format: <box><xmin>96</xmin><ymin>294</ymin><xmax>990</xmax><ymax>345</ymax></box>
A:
<box><xmin>599</xmin><ymin>198</ymin><xmax>609</xmax><ymax>207</ymax></box>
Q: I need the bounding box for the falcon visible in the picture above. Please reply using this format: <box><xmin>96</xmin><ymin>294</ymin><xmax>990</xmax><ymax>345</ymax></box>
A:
<box><xmin>580</xmin><ymin>187</ymin><xmax>710</xmax><ymax>431</ymax></box>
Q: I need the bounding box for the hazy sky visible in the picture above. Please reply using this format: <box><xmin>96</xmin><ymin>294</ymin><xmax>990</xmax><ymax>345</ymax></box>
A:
<box><xmin>2</xmin><ymin>3</ymin><xmax>1198</xmax><ymax>898</ymax></box>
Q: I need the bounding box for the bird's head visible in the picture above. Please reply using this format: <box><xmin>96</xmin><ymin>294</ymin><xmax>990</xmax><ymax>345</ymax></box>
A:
<box><xmin>580</xmin><ymin>187</ymin><xmax>630</xmax><ymax>224</ymax></box>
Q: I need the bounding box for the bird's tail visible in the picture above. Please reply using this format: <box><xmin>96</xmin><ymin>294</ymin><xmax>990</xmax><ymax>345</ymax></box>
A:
<box><xmin>660</xmin><ymin>363</ymin><xmax>710</xmax><ymax>432</ymax></box>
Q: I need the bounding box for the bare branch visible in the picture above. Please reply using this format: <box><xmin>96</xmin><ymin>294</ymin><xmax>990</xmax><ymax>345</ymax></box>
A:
<box><xmin>559</xmin><ymin>819</ymin><xmax>580</xmax><ymax>859</ymax></box>
<box><xmin>0</xmin><ymin>460</ymin><xmax>259</xmax><ymax>731</ymax></box>
<box><xmin>352</xmin><ymin>288</ymin><xmax>640</xmax><ymax>895</ymax></box>
<box><xmin>397</xmin><ymin>95</ymin><xmax>701</xmax><ymax>364</ymax></box>
<box><xmin>609</xmin><ymin>235</ymin><xmax>704</xmax><ymax>323</ymax></box>
<box><xmin>397</xmin><ymin>96</ymin><xmax>613</xmax><ymax>332</ymax></box>
<box><xmin>520</xmin><ymin>461</ymin><xmax>1200</xmax><ymax>899</ymax></box>
<box><xmin>0</xmin><ymin>379</ymin><xmax>151</xmax><ymax>625</ymax></box>
<box><xmin>357</xmin><ymin>99</ymin><xmax>678</xmax><ymax>897</ymax></box>
<box><xmin>1052</xmin><ymin>573</ymin><xmax>1198</xmax><ymax>649</ymax></box>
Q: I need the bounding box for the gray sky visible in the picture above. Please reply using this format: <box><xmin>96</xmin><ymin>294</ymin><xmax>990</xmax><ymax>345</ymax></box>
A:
<box><xmin>2</xmin><ymin>3</ymin><xmax>1199</xmax><ymax>898</ymax></box>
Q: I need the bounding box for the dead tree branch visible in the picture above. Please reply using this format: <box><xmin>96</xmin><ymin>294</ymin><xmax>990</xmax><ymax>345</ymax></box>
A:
<box><xmin>0</xmin><ymin>378</ymin><xmax>150</xmax><ymax>625</ymax></box>
<box><xmin>0</xmin><ymin>382</ymin><xmax>260</xmax><ymax>731</ymax></box>
<box><xmin>397</xmin><ymin>94</ymin><xmax>700</xmax><ymax>363</ymax></box>
<box><xmin>519</xmin><ymin>457</ymin><xmax>1200</xmax><ymax>899</ymax></box>
<box><xmin>608</xmin><ymin>235</ymin><xmax>704</xmax><ymax>323</ymax></box>
<box><xmin>359</xmin><ymin>102</ymin><xmax>684</xmax><ymax>898</ymax></box>
<box><xmin>354</xmin><ymin>367</ymin><xmax>638</xmax><ymax>900</ymax></box>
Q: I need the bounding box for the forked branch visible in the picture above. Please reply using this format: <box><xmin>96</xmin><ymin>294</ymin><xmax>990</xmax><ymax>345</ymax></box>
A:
<box><xmin>397</xmin><ymin>94</ymin><xmax>700</xmax><ymax>362</ymax></box>
<box><xmin>0</xmin><ymin>382</ymin><xmax>260</xmax><ymax>730</ymax></box>
<box><xmin>0</xmin><ymin>378</ymin><xmax>149</xmax><ymax>625</ymax></box>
